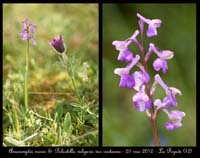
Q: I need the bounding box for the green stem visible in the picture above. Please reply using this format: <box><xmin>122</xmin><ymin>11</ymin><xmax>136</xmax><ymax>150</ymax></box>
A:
<box><xmin>71</xmin><ymin>74</ymin><xmax>84</xmax><ymax>123</ymax></box>
<box><xmin>12</xmin><ymin>103</ymin><xmax>20</xmax><ymax>139</ymax></box>
<box><xmin>62</xmin><ymin>54</ymin><xmax>83</xmax><ymax>105</ymax></box>
<box><xmin>71</xmin><ymin>76</ymin><xmax>81</xmax><ymax>102</ymax></box>
<box><xmin>62</xmin><ymin>53</ymin><xmax>84</xmax><ymax>122</ymax></box>
<box><xmin>24</xmin><ymin>39</ymin><xmax>29</xmax><ymax>111</ymax></box>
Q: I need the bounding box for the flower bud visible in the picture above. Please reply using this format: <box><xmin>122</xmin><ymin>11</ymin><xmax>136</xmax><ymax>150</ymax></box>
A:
<box><xmin>49</xmin><ymin>35</ymin><xmax>66</xmax><ymax>54</ymax></box>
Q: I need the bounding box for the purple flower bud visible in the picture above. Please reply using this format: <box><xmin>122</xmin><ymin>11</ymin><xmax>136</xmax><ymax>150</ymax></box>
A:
<box><xmin>19</xmin><ymin>19</ymin><xmax>37</xmax><ymax>46</ymax></box>
<box><xmin>133</xmin><ymin>91</ymin><xmax>152</xmax><ymax>112</ymax></box>
<box><xmin>49</xmin><ymin>35</ymin><xmax>66</xmax><ymax>54</ymax></box>
<box><xmin>165</xmin><ymin>110</ymin><xmax>185</xmax><ymax>131</ymax></box>
<box><xmin>153</xmin><ymin>58</ymin><xmax>168</xmax><ymax>74</ymax></box>
<box><xmin>137</xmin><ymin>13</ymin><xmax>161</xmax><ymax>37</ymax></box>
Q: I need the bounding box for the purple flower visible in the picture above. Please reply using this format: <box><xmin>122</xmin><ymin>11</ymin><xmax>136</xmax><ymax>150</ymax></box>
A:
<box><xmin>113</xmin><ymin>13</ymin><xmax>185</xmax><ymax>134</ymax></box>
<box><xmin>49</xmin><ymin>35</ymin><xmax>66</xmax><ymax>54</ymax></box>
<box><xmin>133</xmin><ymin>71</ymin><xmax>150</xmax><ymax>91</ymax></box>
<box><xmin>154</xmin><ymin>93</ymin><xmax>178</xmax><ymax>109</ymax></box>
<box><xmin>118</xmin><ymin>49</ymin><xmax>133</xmax><ymax>62</ymax></box>
<box><xmin>133</xmin><ymin>90</ymin><xmax>152</xmax><ymax>112</ymax></box>
<box><xmin>112</xmin><ymin>30</ymin><xmax>139</xmax><ymax>51</ymax></box>
<box><xmin>119</xmin><ymin>74</ymin><xmax>135</xmax><ymax>89</ymax></box>
<box><xmin>153</xmin><ymin>74</ymin><xmax>182</xmax><ymax>108</ymax></box>
<box><xmin>137</xmin><ymin>13</ymin><xmax>161</xmax><ymax>37</ymax></box>
<box><xmin>146</xmin><ymin>43</ymin><xmax>174</xmax><ymax>74</ymax></box>
<box><xmin>149</xmin><ymin>43</ymin><xmax>174</xmax><ymax>59</ymax></box>
<box><xmin>165</xmin><ymin>110</ymin><xmax>186</xmax><ymax>131</ymax></box>
<box><xmin>19</xmin><ymin>19</ymin><xmax>37</xmax><ymax>46</ymax></box>
<box><xmin>153</xmin><ymin>58</ymin><xmax>168</xmax><ymax>74</ymax></box>
<box><xmin>114</xmin><ymin>55</ymin><xmax>140</xmax><ymax>89</ymax></box>
<box><xmin>112</xmin><ymin>30</ymin><xmax>139</xmax><ymax>62</ymax></box>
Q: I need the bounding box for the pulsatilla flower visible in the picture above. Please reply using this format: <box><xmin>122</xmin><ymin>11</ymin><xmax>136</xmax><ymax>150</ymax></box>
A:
<box><xmin>19</xmin><ymin>19</ymin><xmax>37</xmax><ymax>46</ymax></box>
<box><xmin>49</xmin><ymin>35</ymin><xmax>66</xmax><ymax>54</ymax></box>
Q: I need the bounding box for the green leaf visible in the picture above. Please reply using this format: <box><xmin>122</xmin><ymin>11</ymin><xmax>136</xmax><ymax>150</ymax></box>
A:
<box><xmin>55</xmin><ymin>104</ymin><xmax>64</xmax><ymax>120</ymax></box>
<box><xmin>63</xmin><ymin>112</ymin><xmax>72</xmax><ymax>133</ymax></box>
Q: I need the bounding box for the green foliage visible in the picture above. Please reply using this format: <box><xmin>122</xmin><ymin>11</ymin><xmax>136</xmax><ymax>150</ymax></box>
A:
<box><xmin>63</xmin><ymin>112</ymin><xmax>72</xmax><ymax>133</ymax></box>
<box><xmin>55</xmin><ymin>103</ymin><xmax>64</xmax><ymax>120</ymax></box>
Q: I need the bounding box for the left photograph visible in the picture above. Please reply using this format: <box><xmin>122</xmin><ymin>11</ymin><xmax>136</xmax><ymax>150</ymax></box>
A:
<box><xmin>3</xmin><ymin>3</ymin><xmax>98</xmax><ymax>146</ymax></box>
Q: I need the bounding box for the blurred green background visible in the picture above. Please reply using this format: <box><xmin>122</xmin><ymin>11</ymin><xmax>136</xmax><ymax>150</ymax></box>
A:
<box><xmin>103</xmin><ymin>4</ymin><xmax>196</xmax><ymax>146</ymax></box>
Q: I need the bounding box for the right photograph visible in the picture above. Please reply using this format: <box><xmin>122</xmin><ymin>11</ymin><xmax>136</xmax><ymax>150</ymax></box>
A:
<box><xmin>103</xmin><ymin>4</ymin><xmax>196</xmax><ymax>146</ymax></box>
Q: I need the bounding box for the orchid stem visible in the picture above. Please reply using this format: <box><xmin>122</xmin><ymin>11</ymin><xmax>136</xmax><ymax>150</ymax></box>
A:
<box><xmin>140</xmin><ymin>30</ymin><xmax>160</xmax><ymax>146</ymax></box>
<box><xmin>24</xmin><ymin>38</ymin><xmax>29</xmax><ymax>111</ymax></box>
<box><xmin>150</xmin><ymin>116</ymin><xmax>160</xmax><ymax>146</ymax></box>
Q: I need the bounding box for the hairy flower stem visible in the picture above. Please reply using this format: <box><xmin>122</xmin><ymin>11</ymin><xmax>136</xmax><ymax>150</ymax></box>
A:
<box><xmin>71</xmin><ymin>75</ymin><xmax>82</xmax><ymax>104</ymax></box>
<box><xmin>140</xmin><ymin>34</ymin><xmax>160</xmax><ymax>146</ymax></box>
<box><xmin>70</xmin><ymin>65</ymin><xmax>84</xmax><ymax>123</ymax></box>
<box><xmin>71</xmin><ymin>75</ymin><xmax>84</xmax><ymax>123</ymax></box>
<box><xmin>24</xmin><ymin>38</ymin><xmax>29</xmax><ymax>111</ymax></box>
<box><xmin>62</xmin><ymin>53</ymin><xmax>84</xmax><ymax>122</ymax></box>
<box><xmin>62</xmin><ymin>54</ymin><xmax>83</xmax><ymax>104</ymax></box>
